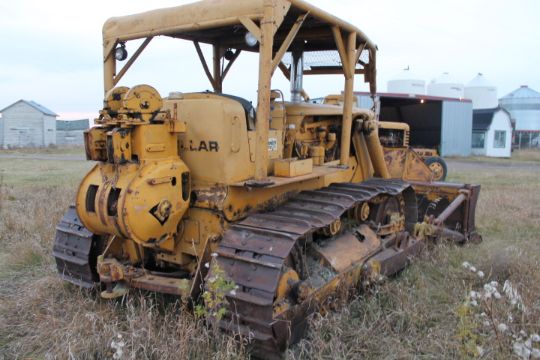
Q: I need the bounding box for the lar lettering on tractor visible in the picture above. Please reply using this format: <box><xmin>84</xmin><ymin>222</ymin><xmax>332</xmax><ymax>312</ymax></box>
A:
<box><xmin>52</xmin><ymin>1</ymin><xmax>482</xmax><ymax>358</ymax></box>
<box><xmin>187</xmin><ymin>140</ymin><xmax>219</xmax><ymax>152</ymax></box>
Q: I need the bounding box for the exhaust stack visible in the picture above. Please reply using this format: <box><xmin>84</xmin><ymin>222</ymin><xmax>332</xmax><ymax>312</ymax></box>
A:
<box><xmin>290</xmin><ymin>50</ymin><xmax>304</xmax><ymax>102</ymax></box>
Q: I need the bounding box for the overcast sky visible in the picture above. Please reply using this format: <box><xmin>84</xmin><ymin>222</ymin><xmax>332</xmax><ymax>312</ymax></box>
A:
<box><xmin>1</xmin><ymin>0</ymin><xmax>539</xmax><ymax>119</ymax></box>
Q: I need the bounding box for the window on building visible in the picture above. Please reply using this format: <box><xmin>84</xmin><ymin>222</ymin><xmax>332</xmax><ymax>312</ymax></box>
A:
<box><xmin>494</xmin><ymin>131</ymin><xmax>506</xmax><ymax>148</ymax></box>
<box><xmin>472</xmin><ymin>131</ymin><xmax>485</xmax><ymax>148</ymax></box>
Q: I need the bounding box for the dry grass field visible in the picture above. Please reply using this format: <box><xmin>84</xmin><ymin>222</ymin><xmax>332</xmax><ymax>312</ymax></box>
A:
<box><xmin>1</xmin><ymin>149</ymin><xmax>539</xmax><ymax>359</ymax></box>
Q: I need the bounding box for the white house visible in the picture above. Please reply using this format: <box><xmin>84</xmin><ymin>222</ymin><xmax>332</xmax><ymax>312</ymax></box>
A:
<box><xmin>471</xmin><ymin>107</ymin><xmax>513</xmax><ymax>157</ymax></box>
<box><xmin>0</xmin><ymin>100</ymin><xmax>58</xmax><ymax>148</ymax></box>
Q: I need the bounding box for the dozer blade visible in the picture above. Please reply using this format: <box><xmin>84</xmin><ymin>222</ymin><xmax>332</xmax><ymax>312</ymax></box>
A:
<box><xmin>53</xmin><ymin>206</ymin><xmax>100</xmax><ymax>288</ymax></box>
<box><xmin>411</xmin><ymin>181</ymin><xmax>482</xmax><ymax>243</ymax></box>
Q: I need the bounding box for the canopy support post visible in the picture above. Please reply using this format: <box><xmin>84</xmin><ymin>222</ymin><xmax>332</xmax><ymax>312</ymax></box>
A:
<box><xmin>194</xmin><ymin>41</ymin><xmax>217</xmax><ymax>90</ymax></box>
<box><xmin>113</xmin><ymin>37</ymin><xmax>153</xmax><ymax>87</ymax></box>
<box><xmin>271</xmin><ymin>13</ymin><xmax>308</xmax><ymax>75</ymax></box>
<box><xmin>339</xmin><ymin>31</ymin><xmax>357</xmax><ymax>166</ymax></box>
<box><xmin>254</xmin><ymin>0</ymin><xmax>274</xmax><ymax>181</ymax></box>
<box><xmin>222</xmin><ymin>49</ymin><xmax>241</xmax><ymax>80</ymax></box>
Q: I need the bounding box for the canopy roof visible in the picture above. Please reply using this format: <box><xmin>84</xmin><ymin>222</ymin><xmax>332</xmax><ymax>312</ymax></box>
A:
<box><xmin>101</xmin><ymin>0</ymin><xmax>378</xmax><ymax>180</ymax></box>
<box><xmin>103</xmin><ymin>0</ymin><xmax>376</xmax><ymax>53</ymax></box>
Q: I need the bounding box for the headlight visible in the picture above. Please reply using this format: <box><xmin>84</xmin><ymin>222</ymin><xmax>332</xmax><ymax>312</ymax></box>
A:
<box><xmin>115</xmin><ymin>44</ymin><xmax>128</xmax><ymax>61</ymax></box>
<box><xmin>245</xmin><ymin>32</ymin><xmax>258</xmax><ymax>47</ymax></box>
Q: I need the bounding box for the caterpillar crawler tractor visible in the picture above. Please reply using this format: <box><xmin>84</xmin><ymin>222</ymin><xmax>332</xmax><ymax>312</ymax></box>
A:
<box><xmin>53</xmin><ymin>0</ymin><xmax>481</xmax><ymax>357</ymax></box>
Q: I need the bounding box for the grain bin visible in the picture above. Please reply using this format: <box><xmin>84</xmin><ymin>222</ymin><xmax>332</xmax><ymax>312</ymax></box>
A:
<box><xmin>427</xmin><ymin>72</ymin><xmax>464</xmax><ymax>99</ymax></box>
<box><xmin>500</xmin><ymin>85</ymin><xmax>540</xmax><ymax>131</ymax></box>
<box><xmin>465</xmin><ymin>73</ymin><xmax>498</xmax><ymax>110</ymax></box>
<box><xmin>387</xmin><ymin>68</ymin><xmax>425</xmax><ymax>95</ymax></box>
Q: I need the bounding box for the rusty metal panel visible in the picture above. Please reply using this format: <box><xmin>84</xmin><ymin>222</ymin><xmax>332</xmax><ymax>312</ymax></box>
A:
<box><xmin>369</xmin><ymin>237</ymin><xmax>424</xmax><ymax>276</ymax></box>
<box><xmin>312</xmin><ymin>225</ymin><xmax>380</xmax><ymax>272</ymax></box>
<box><xmin>130</xmin><ymin>275</ymin><xmax>191</xmax><ymax>296</ymax></box>
<box><xmin>240</xmin><ymin>213</ymin><xmax>313</xmax><ymax>235</ymax></box>
<box><xmin>294</xmin><ymin>191</ymin><xmax>356</xmax><ymax>209</ymax></box>
<box><xmin>220</xmin><ymin>227</ymin><xmax>295</xmax><ymax>259</ymax></box>
<box><xmin>272</xmin><ymin>208</ymin><xmax>333</xmax><ymax>228</ymax></box>
<box><xmin>53</xmin><ymin>206</ymin><xmax>100</xmax><ymax>288</ymax></box>
<box><xmin>217</xmin><ymin>255</ymin><xmax>281</xmax><ymax>295</ymax></box>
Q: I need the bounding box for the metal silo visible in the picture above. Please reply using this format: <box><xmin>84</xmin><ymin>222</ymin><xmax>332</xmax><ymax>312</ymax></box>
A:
<box><xmin>465</xmin><ymin>73</ymin><xmax>498</xmax><ymax>110</ymax></box>
<box><xmin>387</xmin><ymin>67</ymin><xmax>426</xmax><ymax>95</ymax></box>
<box><xmin>427</xmin><ymin>72</ymin><xmax>464</xmax><ymax>99</ymax></box>
<box><xmin>500</xmin><ymin>85</ymin><xmax>540</xmax><ymax>148</ymax></box>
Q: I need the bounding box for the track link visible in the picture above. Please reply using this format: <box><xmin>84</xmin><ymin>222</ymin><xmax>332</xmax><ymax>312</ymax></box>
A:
<box><xmin>211</xmin><ymin>179</ymin><xmax>419</xmax><ymax>358</ymax></box>
<box><xmin>52</xmin><ymin>206</ymin><xmax>101</xmax><ymax>288</ymax></box>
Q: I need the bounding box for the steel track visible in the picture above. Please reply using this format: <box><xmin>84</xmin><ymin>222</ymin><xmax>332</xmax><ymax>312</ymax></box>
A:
<box><xmin>212</xmin><ymin>178</ymin><xmax>419</xmax><ymax>358</ymax></box>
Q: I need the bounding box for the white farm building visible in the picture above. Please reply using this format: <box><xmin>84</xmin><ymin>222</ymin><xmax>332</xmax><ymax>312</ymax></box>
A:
<box><xmin>0</xmin><ymin>100</ymin><xmax>58</xmax><ymax>148</ymax></box>
<box><xmin>56</xmin><ymin>119</ymin><xmax>89</xmax><ymax>146</ymax></box>
<box><xmin>471</xmin><ymin>107</ymin><xmax>513</xmax><ymax>158</ymax></box>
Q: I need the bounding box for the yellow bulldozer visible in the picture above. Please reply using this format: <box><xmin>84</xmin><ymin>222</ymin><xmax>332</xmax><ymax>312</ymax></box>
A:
<box><xmin>323</xmin><ymin>95</ymin><xmax>448</xmax><ymax>181</ymax></box>
<box><xmin>53</xmin><ymin>0</ymin><xmax>481</xmax><ymax>357</ymax></box>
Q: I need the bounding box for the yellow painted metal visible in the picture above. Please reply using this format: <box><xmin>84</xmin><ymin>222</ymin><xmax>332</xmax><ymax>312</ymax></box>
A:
<box><xmin>428</xmin><ymin>161</ymin><xmax>445</xmax><ymax>181</ymax></box>
<box><xmin>171</xmin><ymin>93</ymin><xmax>255</xmax><ymax>184</ymax></box>
<box><xmin>220</xmin><ymin>159</ymin><xmax>360</xmax><ymax>222</ymax></box>
<box><xmin>383</xmin><ymin>148</ymin><xmax>433</xmax><ymax>182</ymax></box>
<box><xmin>54</xmin><ymin>3</ymin><xmax>477</xmax><ymax>354</ymax></box>
<box><xmin>100</xmin><ymin>0</ymin><xmax>379</xmax><ymax>180</ymax></box>
<box><xmin>309</xmin><ymin>146</ymin><xmax>325</xmax><ymax>165</ymax></box>
<box><xmin>354</xmin><ymin>202</ymin><xmax>370</xmax><ymax>222</ymax></box>
<box><xmin>84</xmin><ymin>127</ymin><xmax>107</xmax><ymax>161</ymax></box>
<box><xmin>378</xmin><ymin>121</ymin><xmax>410</xmax><ymax>131</ymax></box>
<box><xmin>414</xmin><ymin>148</ymin><xmax>439</xmax><ymax>158</ymax></box>
<box><xmin>352</xmin><ymin>129</ymin><xmax>375</xmax><ymax>181</ymax></box>
<box><xmin>322</xmin><ymin>219</ymin><xmax>342</xmax><ymax>237</ymax></box>
<box><xmin>104</xmin><ymin>52</ymin><xmax>116</xmax><ymax>95</ymax></box>
<box><xmin>77</xmin><ymin>86</ymin><xmax>190</xmax><ymax>248</ymax></box>
<box><xmin>104</xmin><ymin>86</ymin><xmax>129</xmax><ymax>113</ymax></box>
<box><xmin>101</xmin><ymin>0</ymin><xmax>373</xmax><ymax>49</ymax></box>
<box><xmin>276</xmin><ymin>268</ymin><xmax>300</xmax><ymax>301</ymax></box>
<box><xmin>109</xmin><ymin>128</ymin><xmax>132</xmax><ymax>164</ymax></box>
<box><xmin>274</xmin><ymin>158</ymin><xmax>313</xmax><ymax>177</ymax></box>
<box><xmin>339</xmin><ymin>31</ymin><xmax>357</xmax><ymax>166</ymax></box>
<box><xmin>70</xmin><ymin>0</ymin><xmax>457</xmax><ymax>317</ymax></box>
<box><xmin>253</xmin><ymin>0</ymin><xmax>275</xmax><ymax>180</ymax></box>
<box><xmin>77</xmin><ymin>136</ymin><xmax>189</xmax><ymax>246</ymax></box>
<box><xmin>379</xmin><ymin>121</ymin><xmax>410</xmax><ymax>148</ymax></box>
<box><xmin>84</xmin><ymin>0</ymin><xmax>383</xmax><ymax>283</ymax></box>
<box><xmin>122</xmin><ymin>85</ymin><xmax>163</xmax><ymax>121</ymax></box>
<box><xmin>364</xmin><ymin>120</ymin><xmax>391</xmax><ymax>179</ymax></box>
<box><xmin>176</xmin><ymin>207</ymin><xmax>225</xmax><ymax>262</ymax></box>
